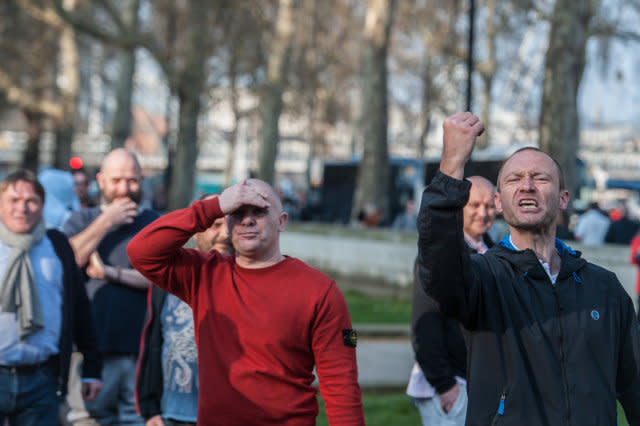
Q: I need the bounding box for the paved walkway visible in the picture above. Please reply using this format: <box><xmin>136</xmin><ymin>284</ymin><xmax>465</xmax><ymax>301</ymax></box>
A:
<box><xmin>356</xmin><ymin>337</ymin><xmax>413</xmax><ymax>389</ymax></box>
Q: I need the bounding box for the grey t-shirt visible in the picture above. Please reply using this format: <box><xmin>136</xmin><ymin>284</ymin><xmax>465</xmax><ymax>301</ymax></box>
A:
<box><xmin>63</xmin><ymin>207</ymin><xmax>159</xmax><ymax>354</ymax></box>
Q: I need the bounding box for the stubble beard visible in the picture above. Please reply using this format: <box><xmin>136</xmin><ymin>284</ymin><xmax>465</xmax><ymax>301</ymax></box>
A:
<box><xmin>102</xmin><ymin>190</ymin><xmax>142</xmax><ymax>205</ymax></box>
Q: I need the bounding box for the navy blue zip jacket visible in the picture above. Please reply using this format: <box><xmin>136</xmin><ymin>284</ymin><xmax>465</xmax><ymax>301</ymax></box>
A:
<box><xmin>417</xmin><ymin>171</ymin><xmax>640</xmax><ymax>426</ymax></box>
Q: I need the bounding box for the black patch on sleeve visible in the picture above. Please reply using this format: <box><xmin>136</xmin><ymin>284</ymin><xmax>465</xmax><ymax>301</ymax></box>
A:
<box><xmin>342</xmin><ymin>329</ymin><xmax>357</xmax><ymax>347</ymax></box>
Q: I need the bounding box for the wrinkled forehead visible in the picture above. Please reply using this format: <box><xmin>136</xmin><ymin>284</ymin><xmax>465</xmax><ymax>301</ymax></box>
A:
<box><xmin>500</xmin><ymin>150</ymin><xmax>560</xmax><ymax>181</ymax></box>
<box><xmin>1</xmin><ymin>180</ymin><xmax>40</xmax><ymax>199</ymax></box>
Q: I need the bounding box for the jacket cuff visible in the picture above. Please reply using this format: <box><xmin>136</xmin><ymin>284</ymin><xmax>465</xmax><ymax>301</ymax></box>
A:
<box><xmin>433</xmin><ymin>376</ymin><xmax>458</xmax><ymax>395</ymax></box>
<box><xmin>433</xmin><ymin>170</ymin><xmax>472</xmax><ymax>202</ymax></box>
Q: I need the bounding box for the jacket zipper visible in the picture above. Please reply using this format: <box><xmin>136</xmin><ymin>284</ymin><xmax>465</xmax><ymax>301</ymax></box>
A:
<box><xmin>552</xmin><ymin>285</ymin><xmax>572</xmax><ymax>425</ymax></box>
<box><xmin>491</xmin><ymin>392</ymin><xmax>507</xmax><ymax>426</ymax></box>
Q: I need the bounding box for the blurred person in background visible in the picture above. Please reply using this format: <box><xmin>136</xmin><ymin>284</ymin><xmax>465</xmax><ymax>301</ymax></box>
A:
<box><xmin>72</xmin><ymin>168</ymin><xmax>96</xmax><ymax>209</ymax></box>
<box><xmin>392</xmin><ymin>199</ymin><xmax>418</xmax><ymax>232</ymax></box>
<box><xmin>63</xmin><ymin>148</ymin><xmax>159</xmax><ymax>426</ymax></box>
<box><xmin>605</xmin><ymin>201</ymin><xmax>639</xmax><ymax>245</ymax></box>
<box><xmin>630</xmin><ymin>232</ymin><xmax>640</xmax><ymax>319</ymax></box>
<box><xmin>573</xmin><ymin>201</ymin><xmax>610</xmax><ymax>246</ymax></box>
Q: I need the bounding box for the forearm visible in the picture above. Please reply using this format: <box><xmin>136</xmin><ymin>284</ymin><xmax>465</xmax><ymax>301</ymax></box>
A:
<box><xmin>128</xmin><ymin>197</ymin><xmax>223</xmax><ymax>297</ymax></box>
<box><xmin>104</xmin><ymin>265</ymin><xmax>151</xmax><ymax>290</ymax></box>
<box><xmin>69</xmin><ymin>214</ymin><xmax>112</xmax><ymax>266</ymax></box>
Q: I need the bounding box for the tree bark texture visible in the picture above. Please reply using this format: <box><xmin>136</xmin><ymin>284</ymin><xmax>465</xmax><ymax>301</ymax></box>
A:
<box><xmin>110</xmin><ymin>0</ymin><xmax>140</xmax><ymax>149</ymax></box>
<box><xmin>167</xmin><ymin>1</ymin><xmax>207</xmax><ymax>210</ymax></box>
<box><xmin>22</xmin><ymin>111</ymin><xmax>42</xmax><ymax>172</ymax></box>
<box><xmin>258</xmin><ymin>0</ymin><xmax>296</xmax><ymax>184</ymax></box>
<box><xmin>539</xmin><ymin>0</ymin><xmax>599</xmax><ymax>200</ymax></box>
<box><xmin>54</xmin><ymin>0</ymin><xmax>79</xmax><ymax>169</ymax></box>
<box><xmin>351</xmin><ymin>0</ymin><xmax>395</xmax><ymax>223</ymax></box>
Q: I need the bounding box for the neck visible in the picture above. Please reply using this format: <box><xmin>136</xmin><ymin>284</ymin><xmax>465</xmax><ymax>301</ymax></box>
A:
<box><xmin>464</xmin><ymin>232</ymin><xmax>483</xmax><ymax>245</ymax></box>
<box><xmin>509</xmin><ymin>228</ymin><xmax>561</xmax><ymax>274</ymax></box>
<box><xmin>235</xmin><ymin>251</ymin><xmax>285</xmax><ymax>269</ymax></box>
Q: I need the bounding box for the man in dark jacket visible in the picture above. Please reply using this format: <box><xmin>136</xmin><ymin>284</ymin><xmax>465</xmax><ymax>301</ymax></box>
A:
<box><xmin>0</xmin><ymin>170</ymin><xmax>101</xmax><ymax>426</ymax></box>
<box><xmin>417</xmin><ymin>112</ymin><xmax>640</xmax><ymax>426</ymax></box>
<box><xmin>408</xmin><ymin>176</ymin><xmax>495</xmax><ymax>425</ymax></box>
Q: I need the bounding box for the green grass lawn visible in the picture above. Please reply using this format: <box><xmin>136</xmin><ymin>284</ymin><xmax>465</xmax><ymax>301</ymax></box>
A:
<box><xmin>316</xmin><ymin>391</ymin><xmax>420</xmax><ymax>426</ymax></box>
<box><xmin>315</xmin><ymin>392</ymin><xmax>630</xmax><ymax>426</ymax></box>
<box><xmin>342</xmin><ymin>289</ymin><xmax>412</xmax><ymax>324</ymax></box>
<box><xmin>618</xmin><ymin>402</ymin><xmax>629</xmax><ymax>426</ymax></box>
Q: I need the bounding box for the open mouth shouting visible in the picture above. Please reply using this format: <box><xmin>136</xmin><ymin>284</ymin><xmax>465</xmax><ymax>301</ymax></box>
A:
<box><xmin>518</xmin><ymin>199</ymin><xmax>539</xmax><ymax>210</ymax></box>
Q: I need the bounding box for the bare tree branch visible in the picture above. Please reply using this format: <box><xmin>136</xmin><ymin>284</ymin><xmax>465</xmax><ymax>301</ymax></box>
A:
<box><xmin>589</xmin><ymin>24</ymin><xmax>640</xmax><ymax>41</ymax></box>
<box><xmin>15</xmin><ymin>0</ymin><xmax>64</xmax><ymax>29</ymax></box>
<box><xmin>0</xmin><ymin>69</ymin><xmax>63</xmax><ymax>121</ymax></box>
<box><xmin>52</xmin><ymin>0</ymin><xmax>171</xmax><ymax>77</ymax></box>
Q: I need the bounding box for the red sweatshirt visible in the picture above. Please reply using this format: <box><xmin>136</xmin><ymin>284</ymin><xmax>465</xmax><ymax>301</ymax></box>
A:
<box><xmin>630</xmin><ymin>234</ymin><xmax>640</xmax><ymax>295</ymax></box>
<box><xmin>128</xmin><ymin>197</ymin><xmax>364</xmax><ymax>425</ymax></box>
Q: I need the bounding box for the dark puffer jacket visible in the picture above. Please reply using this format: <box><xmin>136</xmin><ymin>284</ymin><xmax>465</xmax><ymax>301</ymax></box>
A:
<box><xmin>417</xmin><ymin>171</ymin><xmax>640</xmax><ymax>426</ymax></box>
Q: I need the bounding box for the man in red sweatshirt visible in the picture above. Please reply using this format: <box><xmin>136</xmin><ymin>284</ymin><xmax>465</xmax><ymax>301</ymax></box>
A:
<box><xmin>128</xmin><ymin>179</ymin><xmax>364</xmax><ymax>425</ymax></box>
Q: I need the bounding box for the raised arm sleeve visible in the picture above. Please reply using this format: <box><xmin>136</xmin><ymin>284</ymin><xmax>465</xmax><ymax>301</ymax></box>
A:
<box><xmin>417</xmin><ymin>171</ymin><xmax>479</xmax><ymax>329</ymax></box>
<box><xmin>127</xmin><ymin>197</ymin><xmax>224</xmax><ymax>304</ymax></box>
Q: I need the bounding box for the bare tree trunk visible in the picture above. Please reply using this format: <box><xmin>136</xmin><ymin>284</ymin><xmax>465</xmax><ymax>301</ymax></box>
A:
<box><xmin>223</xmin><ymin>51</ymin><xmax>240</xmax><ymax>188</ymax></box>
<box><xmin>539</xmin><ymin>0</ymin><xmax>598</xmax><ymax>201</ymax></box>
<box><xmin>54</xmin><ymin>0</ymin><xmax>79</xmax><ymax>169</ymax></box>
<box><xmin>110</xmin><ymin>0</ymin><xmax>140</xmax><ymax>149</ymax></box>
<box><xmin>167</xmin><ymin>1</ymin><xmax>207</xmax><ymax>210</ymax></box>
<box><xmin>476</xmin><ymin>0</ymin><xmax>496</xmax><ymax>149</ymax></box>
<box><xmin>22</xmin><ymin>111</ymin><xmax>42</xmax><ymax>171</ymax></box>
<box><xmin>351</xmin><ymin>0</ymin><xmax>396</xmax><ymax>223</ymax></box>
<box><xmin>418</xmin><ymin>54</ymin><xmax>433</xmax><ymax>158</ymax></box>
<box><xmin>258</xmin><ymin>0</ymin><xmax>296</xmax><ymax>184</ymax></box>
<box><xmin>302</xmin><ymin>0</ymin><xmax>320</xmax><ymax>188</ymax></box>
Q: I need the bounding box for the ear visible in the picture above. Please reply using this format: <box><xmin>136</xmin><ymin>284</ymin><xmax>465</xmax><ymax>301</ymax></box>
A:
<box><xmin>96</xmin><ymin>172</ymin><xmax>105</xmax><ymax>190</ymax></box>
<box><xmin>494</xmin><ymin>192</ymin><xmax>503</xmax><ymax>214</ymax></box>
<box><xmin>278</xmin><ymin>211</ymin><xmax>288</xmax><ymax>232</ymax></box>
<box><xmin>558</xmin><ymin>189</ymin><xmax>570</xmax><ymax>210</ymax></box>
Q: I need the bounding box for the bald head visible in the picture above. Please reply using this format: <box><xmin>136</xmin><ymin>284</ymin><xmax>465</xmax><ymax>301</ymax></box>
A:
<box><xmin>100</xmin><ymin>148</ymin><xmax>141</xmax><ymax>175</ymax></box>
<box><xmin>463</xmin><ymin>175</ymin><xmax>496</xmax><ymax>240</ymax></box>
<box><xmin>497</xmin><ymin>147</ymin><xmax>564</xmax><ymax>192</ymax></box>
<box><xmin>467</xmin><ymin>176</ymin><xmax>494</xmax><ymax>195</ymax></box>
<box><xmin>97</xmin><ymin>148</ymin><xmax>143</xmax><ymax>204</ymax></box>
<box><xmin>245</xmin><ymin>179</ymin><xmax>283</xmax><ymax>213</ymax></box>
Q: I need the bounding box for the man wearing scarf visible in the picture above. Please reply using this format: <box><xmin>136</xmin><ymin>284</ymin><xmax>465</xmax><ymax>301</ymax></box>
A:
<box><xmin>0</xmin><ymin>170</ymin><xmax>101</xmax><ymax>426</ymax></box>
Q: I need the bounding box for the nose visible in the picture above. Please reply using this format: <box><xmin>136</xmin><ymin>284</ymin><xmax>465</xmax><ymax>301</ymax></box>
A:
<box><xmin>520</xmin><ymin>175</ymin><xmax>535</xmax><ymax>191</ymax></box>
<box><xmin>17</xmin><ymin>199</ymin><xmax>28</xmax><ymax>213</ymax></box>
<box><xmin>239</xmin><ymin>212</ymin><xmax>257</xmax><ymax>226</ymax></box>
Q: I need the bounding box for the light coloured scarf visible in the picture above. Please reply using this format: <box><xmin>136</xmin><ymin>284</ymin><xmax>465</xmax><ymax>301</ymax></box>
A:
<box><xmin>0</xmin><ymin>218</ymin><xmax>46</xmax><ymax>340</ymax></box>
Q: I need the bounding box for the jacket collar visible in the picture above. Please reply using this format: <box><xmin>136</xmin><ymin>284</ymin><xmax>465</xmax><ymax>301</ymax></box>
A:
<box><xmin>493</xmin><ymin>234</ymin><xmax>586</xmax><ymax>281</ymax></box>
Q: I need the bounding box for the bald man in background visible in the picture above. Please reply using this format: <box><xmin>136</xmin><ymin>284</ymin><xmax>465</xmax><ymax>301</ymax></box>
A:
<box><xmin>63</xmin><ymin>148</ymin><xmax>159</xmax><ymax>425</ymax></box>
<box><xmin>408</xmin><ymin>175</ymin><xmax>496</xmax><ymax>426</ymax></box>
